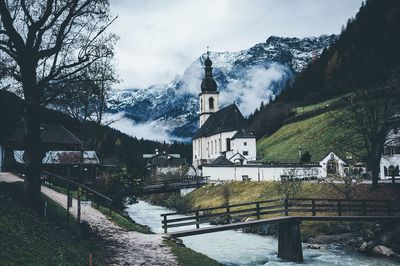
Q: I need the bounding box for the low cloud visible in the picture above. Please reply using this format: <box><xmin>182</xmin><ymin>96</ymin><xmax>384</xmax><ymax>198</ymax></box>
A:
<box><xmin>221</xmin><ymin>64</ymin><xmax>286</xmax><ymax>116</ymax></box>
<box><xmin>104</xmin><ymin>112</ymin><xmax>188</xmax><ymax>143</ymax></box>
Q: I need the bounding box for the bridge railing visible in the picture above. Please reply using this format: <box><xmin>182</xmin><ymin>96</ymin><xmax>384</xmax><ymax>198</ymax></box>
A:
<box><xmin>161</xmin><ymin>198</ymin><xmax>400</xmax><ymax>233</ymax></box>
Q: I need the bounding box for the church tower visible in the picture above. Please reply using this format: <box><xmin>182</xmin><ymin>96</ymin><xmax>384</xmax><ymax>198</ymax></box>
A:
<box><xmin>199</xmin><ymin>51</ymin><xmax>219</xmax><ymax>127</ymax></box>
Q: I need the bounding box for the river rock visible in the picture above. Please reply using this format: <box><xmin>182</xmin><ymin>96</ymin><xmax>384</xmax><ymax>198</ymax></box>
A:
<box><xmin>372</xmin><ymin>245</ymin><xmax>395</xmax><ymax>257</ymax></box>
<box><xmin>359</xmin><ymin>242</ymin><xmax>368</xmax><ymax>252</ymax></box>
<box><xmin>306</xmin><ymin>244</ymin><xmax>322</xmax><ymax>250</ymax></box>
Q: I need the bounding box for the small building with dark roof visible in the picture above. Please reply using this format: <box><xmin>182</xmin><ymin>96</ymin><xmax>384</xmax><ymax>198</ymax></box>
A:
<box><xmin>192</xmin><ymin>52</ymin><xmax>256</xmax><ymax>167</ymax></box>
<box><xmin>0</xmin><ymin>123</ymin><xmax>82</xmax><ymax>172</ymax></box>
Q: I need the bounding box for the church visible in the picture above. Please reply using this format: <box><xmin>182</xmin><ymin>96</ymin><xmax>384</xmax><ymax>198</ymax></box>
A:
<box><xmin>192</xmin><ymin>53</ymin><xmax>257</xmax><ymax>168</ymax></box>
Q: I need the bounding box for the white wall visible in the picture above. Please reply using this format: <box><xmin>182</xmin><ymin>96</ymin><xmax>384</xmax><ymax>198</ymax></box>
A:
<box><xmin>199</xmin><ymin>92</ymin><xmax>219</xmax><ymax>127</ymax></box>
<box><xmin>319</xmin><ymin>152</ymin><xmax>346</xmax><ymax>177</ymax></box>
<box><xmin>193</xmin><ymin>131</ymin><xmax>237</xmax><ymax>167</ymax></box>
<box><xmin>231</xmin><ymin>138</ymin><xmax>257</xmax><ymax>162</ymax></box>
<box><xmin>202</xmin><ymin>165</ymin><xmax>323</xmax><ymax>182</ymax></box>
<box><xmin>380</xmin><ymin>154</ymin><xmax>400</xmax><ymax>179</ymax></box>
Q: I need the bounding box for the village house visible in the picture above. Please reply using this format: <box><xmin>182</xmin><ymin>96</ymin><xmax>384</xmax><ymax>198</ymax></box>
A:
<box><xmin>380</xmin><ymin>118</ymin><xmax>400</xmax><ymax>180</ymax></box>
<box><xmin>143</xmin><ymin>149</ymin><xmax>187</xmax><ymax>183</ymax></box>
<box><xmin>0</xmin><ymin>123</ymin><xmax>82</xmax><ymax>172</ymax></box>
<box><xmin>0</xmin><ymin>123</ymin><xmax>102</xmax><ymax>183</ymax></box>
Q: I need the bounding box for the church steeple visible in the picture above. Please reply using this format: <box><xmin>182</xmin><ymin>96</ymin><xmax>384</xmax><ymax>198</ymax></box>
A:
<box><xmin>201</xmin><ymin>51</ymin><xmax>218</xmax><ymax>92</ymax></box>
<box><xmin>199</xmin><ymin>48</ymin><xmax>220</xmax><ymax>128</ymax></box>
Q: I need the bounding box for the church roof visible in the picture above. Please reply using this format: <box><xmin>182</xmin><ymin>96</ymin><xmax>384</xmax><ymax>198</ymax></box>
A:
<box><xmin>201</xmin><ymin>54</ymin><xmax>218</xmax><ymax>92</ymax></box>
<box><xmin>201</xmin><ymin>77</ymin><xmax>218</xmax><ymax>92</ymax></box>
<box><xmin>231</xmin><ymin>129</ymin><xmax>255</xmax><ymax>139</ymax></box>
<box><xmin>193</xmin><ymin>104</ymin><xmax>248</xmax><ymax>139</ymax></box>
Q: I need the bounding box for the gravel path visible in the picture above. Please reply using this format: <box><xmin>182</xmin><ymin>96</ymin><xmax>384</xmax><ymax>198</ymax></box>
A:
<box><xmin>0</xmin><ymin>172</ymin><xmax>178</xmax><ymax>266</ymax></box>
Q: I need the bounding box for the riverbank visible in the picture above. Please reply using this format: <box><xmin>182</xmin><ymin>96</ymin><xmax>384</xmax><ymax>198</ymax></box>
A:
<box><xmin>0</xmin><ymin>173</ymin><xmax>178</xmax><ymax>265</ymax></box>
<box><xmin>145</xmin><ymin>181</ymin><xmax>400</xmax><ymax>260</ymax></box>
<box><xmin>0</xmin><ymin>173</ymin><xmax>221</xmax><ymax>266</ymax></box>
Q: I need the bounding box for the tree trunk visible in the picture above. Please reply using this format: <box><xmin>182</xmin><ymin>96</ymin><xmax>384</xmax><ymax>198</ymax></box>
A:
<box><xmin>21</xmin><ymin>63</ymin><xmax>42</xmax><ymax>207</ymax></box>
<box><xmin>370</xmin><ymin>157</ymin><xmax>380</xmax><ymax>189</ymax></box>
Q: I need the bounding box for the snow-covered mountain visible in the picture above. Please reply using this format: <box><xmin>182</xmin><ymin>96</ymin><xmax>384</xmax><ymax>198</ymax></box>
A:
<box><xmin>107</xmin><ymin>35</ymin><xmax>336</xmax><ymax>142</ymax></box>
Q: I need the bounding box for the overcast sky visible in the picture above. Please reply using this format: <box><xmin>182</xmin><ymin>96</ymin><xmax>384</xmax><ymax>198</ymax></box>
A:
<box><xmin>109</xmin><ymin>0</ymin><xmax>365</xmax><ymax>89</ymax></box>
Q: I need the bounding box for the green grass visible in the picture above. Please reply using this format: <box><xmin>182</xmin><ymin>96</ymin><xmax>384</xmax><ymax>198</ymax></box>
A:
<box><xmin>0</xmin><ymin>182</ymin><xmax>108</xmax><ymax>265</ymax></box>
<box><xmin>45</xmin><ymin>183</ymin><xmax>152</xmax><ymax>234</ymax></box>
<box><xmin>257</xmin><ymin>110</ymin><xmax>363</xmax><ymax>162</ymax></box>
<box><xmin>164</xmin><ymin>240</ymin><xmax>220</xmax><ymax>266</ymax></box>
<box><xmin>293</xmin><ymin>94</ymin><xmax>350</xmax><ymax>115</ymax></box>
<box><xmin>95</xmin><ymin>205</ymin><xmax>153</xmax><ymax>234</ymax></box>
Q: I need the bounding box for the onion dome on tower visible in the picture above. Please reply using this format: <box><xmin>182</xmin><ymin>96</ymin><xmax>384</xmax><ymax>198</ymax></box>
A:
<box><xmin>201</xmin><ymin>51</ymin><xmax>218</xmax><ymax>92</ymax></box>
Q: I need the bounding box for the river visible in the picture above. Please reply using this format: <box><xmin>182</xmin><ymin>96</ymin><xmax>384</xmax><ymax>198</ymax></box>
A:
<box><xmin>127</xmin><ymin>201</ymin><xmax>397</xmax><ymax>266</ymax></box>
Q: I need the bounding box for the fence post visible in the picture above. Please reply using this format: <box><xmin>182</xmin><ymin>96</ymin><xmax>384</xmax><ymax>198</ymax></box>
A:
<box><xmin>163</xmin><ymin>215</ymin><xmax>168</xmax><ymax>233</ymax></box>
<box><xmin>362</xmin><ymin>200</ymin><xmax>367</xmax><ymax>216</ymax></box>
<box><xmin>387</xmin><ymin>200</ymin><xmax>392</xmax><ymax>216</ymax></box>
<box><xmin>195</xmin><ymin>211</ymin><xmax>200</xmax><ymax>229</ymax></box>
<box><xmin>256</xmin><ymin>202</ymin><xmax>261</xmax><ymax>220</ymax></box>
<box><xmin>338</xmin><ymin>200</ymin><xmax>342</xmax><ymax>216</ymax></box>
<box><xmin>109</xmin><ymin>201</ymin><xmax>112</xmax><ymax>217</ymax></box>
<box><xmin>77</xmin><ymin>186</ymin><xmax>81</xmax><ymax>223</ymax></box>
<box><xmin>227</xmin><ymin>206</ymin><xmax>231</xmax><ymax>223</ymax></box>
<box><xmin>284</xmin><ymin>198</ymin><xmax>289</xmax><ymax>216</ymax></box>
<box><xmin>311</xmin><ymin>199</ymin><xmax>316</xmax><ymax>216</ymax></box>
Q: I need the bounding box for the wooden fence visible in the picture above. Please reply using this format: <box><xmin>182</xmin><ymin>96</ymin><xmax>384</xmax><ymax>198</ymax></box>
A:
<box><xmin>161</xmin><ymin>198</ymin><xmax>400</xmax><ymax>233</ymax></box>
<box><xmin>42</xmin><ymin>171</ymin><xmax>112</xmax><ymax>222</ymax></box>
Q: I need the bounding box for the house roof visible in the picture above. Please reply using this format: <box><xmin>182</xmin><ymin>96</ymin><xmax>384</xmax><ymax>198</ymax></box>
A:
<box><xmin>209</xmin><ymin>156</ymin><xmax>234</xmax><ymax>166</ymax></box>
<box><xmin>142</xmin><ymin>153</ymin><xmax>181</xmax><ymax>159</ymax></box>
<box><xmin>231</xmin><ymin>129</ymin><xmax>255</xmax><ymax>139</ymax></box>
<box><xmin>14</xmin><ymin>150</ymin><xmax>99</xmax><ymax>165</ymax></box>
<box><xmin>0</xmin><ymin>123</ymin><xmax>81</xmax><ymax>147</ymax></box>
<box><xmin>193</xmin><ymin>104</ymin><xmax>248</xmax><ymax>139</ymax></box>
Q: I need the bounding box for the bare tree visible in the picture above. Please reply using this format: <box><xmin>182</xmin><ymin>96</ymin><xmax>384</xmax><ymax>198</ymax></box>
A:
<box><xmin>49</xmin><ymin>58</ymin><xmax>119</xmax><ymax>147</ymax></box>
<box><xmin>325</xmin><ymin>166</ymin><xmax>363</xmax><ymax>199</ymax></box>
<box><xmin>0</xmin><ymin>0</ymin><xmax>116</xmax><ymax>203</ymax></box>
<box><xmin>275</xmin><ymin>168</ymin><xmax>302</xmax><ymax>199</ymax></box>
<box><xmin>332</xmin><ymin>69</ymin><xmax>400</xmax><ymax>189</ymax></box>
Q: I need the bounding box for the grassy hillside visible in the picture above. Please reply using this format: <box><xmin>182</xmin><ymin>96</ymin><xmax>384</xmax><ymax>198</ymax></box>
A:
<box><xmin>257</xmin><ymin>109</ymin><xmax>363</xmax><ymax>162</ymax></box>
<box><xmin>0</xmin><ymin>182</ymin><xmax>108</xmax><ymax>265</ymax></box>
<box><xmin>187</xmin><ymin>182</ymin><xmax>400</xmax><ymax>210</ymax></box>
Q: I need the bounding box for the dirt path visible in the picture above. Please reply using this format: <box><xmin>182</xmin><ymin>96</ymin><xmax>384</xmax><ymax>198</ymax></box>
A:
<box><xmin>0</xmin><ymin>173</ymin><xmax>177</xmax><ymax>266</ymax></box>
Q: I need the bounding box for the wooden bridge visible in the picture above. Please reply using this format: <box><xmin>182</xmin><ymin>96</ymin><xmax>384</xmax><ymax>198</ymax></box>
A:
<box><xmin>161</xmin><ymin>198</ymin><xmax>400</xmax><ymax>262</ymax></box>
<box><xmin>142</xmin><ymin>176</ymin><xmax>208</xmax><ymax>194</ymax></box>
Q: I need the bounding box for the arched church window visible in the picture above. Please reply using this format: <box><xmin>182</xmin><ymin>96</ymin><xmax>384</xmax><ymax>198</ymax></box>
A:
<box><xmin>388</xmin><ymin>165</ymin><xmax>396</xmax><ymax>176</ymax></box>
<box><xmin>384</xmin><ymin>166</ymin><xmax>388</xmax><ymax>176</ymax></box>
<box><xmin>200</xmin><ymin>98</ymin><xmax>203</xmax><ymax>112</ymax></box>
<box><xmin>209</xmin><ymin>97</ymin><xmax>214</xmax><ymax>109</ymax></box>
<box><xmin>326</xmin><ymin>158</ymin><xmax>338</xmax><ymax>175</ymax></box>
<box><xmin>226</xmin><ymin>138</ymin><xmax>231</xmax><ymax>151</ymax></box>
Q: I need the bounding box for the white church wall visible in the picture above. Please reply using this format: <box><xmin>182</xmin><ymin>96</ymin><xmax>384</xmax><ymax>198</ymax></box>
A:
<box><xmin>203</xmin><ymin>165</ymin><xmax>323</xmax><ymax>182</ymax></box>
<box><xmin>380</xmin><ymin>154</ymin><xmax>400</xmax><ymax>179</ymax></box>
<box><xmin>231</xmin><ymin>138</ymin><xmax>257</xmax><ymax>162</ymax></box>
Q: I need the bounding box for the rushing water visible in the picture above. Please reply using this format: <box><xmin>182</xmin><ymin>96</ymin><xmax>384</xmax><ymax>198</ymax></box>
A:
<box><xmin>127</xmin><ymin>201</ymin><xmax>398</xmax><ymax>266</ymax></box>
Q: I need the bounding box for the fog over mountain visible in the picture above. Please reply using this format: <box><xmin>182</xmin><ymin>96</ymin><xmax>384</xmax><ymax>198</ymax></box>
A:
<box><xmin>106</xmin><ymin>35</ymin><xmax>336</xmax><ymax>142</ymax></box>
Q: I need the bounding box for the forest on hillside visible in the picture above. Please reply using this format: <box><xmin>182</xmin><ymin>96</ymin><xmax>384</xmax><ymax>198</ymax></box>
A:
<box><xmin>249</xmin><ymin>0</ymin><xmax>400</xmax><ymax>139</ymax></box>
